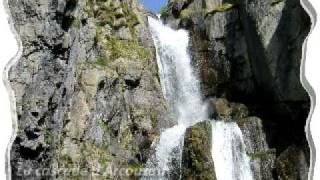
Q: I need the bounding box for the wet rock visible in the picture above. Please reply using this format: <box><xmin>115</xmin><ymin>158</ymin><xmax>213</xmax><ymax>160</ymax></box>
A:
<box><xmin>276</xmin><ymin>145</ymin><xmax>309</xmax><ymax>180</ymax></box>
<box><xmin>208</xmin><ymin>98</ymin><xmax>232</xmax><ymax>121</ymax></box>
<box><xmin>238</xmin><ymin>117</ymin><xmax>276</xmax><ymax>180</ymax></box>
<box><xmin>181</xmin><ymin>120</ymin><xmax>217</xmax><ymax>180</ymax></box>
<box><xmin>208</xmin><ymin>97</ymin><xmax>249</xmax><ymax>121</ymax></box>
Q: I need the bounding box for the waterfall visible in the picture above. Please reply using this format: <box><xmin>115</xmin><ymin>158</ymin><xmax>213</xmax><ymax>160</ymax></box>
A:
<box><xmin>148</xmin><ymin>17</ymin><xmax>207</xmax><ymax>125</ymax></box>
<box><xmin>146</xmin><ymin>17</ymin><xmax>207</xmax><ymax>178</ymax></box>
<box><xmin>146</xmin><ymin>17</ymin><xmax>253</xmax><ymax>180</ymax></box>
<box><xmin>211</xmin><ymin>121</ymin><xmax>254</xmax><ymax>180</ymax></box>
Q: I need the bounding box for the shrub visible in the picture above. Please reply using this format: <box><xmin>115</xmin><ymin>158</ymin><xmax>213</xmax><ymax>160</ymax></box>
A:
<box><xmin>159</xmin><ymin>5</ymin><xmax>168</xmax><ymax>17</ymax></box>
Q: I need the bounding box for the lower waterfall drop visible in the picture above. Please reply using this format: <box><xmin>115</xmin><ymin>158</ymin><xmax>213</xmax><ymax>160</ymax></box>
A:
<box><xmin>211</xmin><ymin>121</ymin><xmax>254</xmax><ymax>180</ymax></box>
<box><xmin>146</xmin><ymin>17</ymin><xmax>253</xmax><ymax>180</ymax></box>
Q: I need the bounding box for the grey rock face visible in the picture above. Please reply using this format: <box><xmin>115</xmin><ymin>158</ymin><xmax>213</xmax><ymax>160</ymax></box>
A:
<box><xmin>238</xmin><ymin>117</ymin><xmax>276</xmax><ymax>180</ymax></box>
<box><xmin>8</xmin><ymin>0</ymin><xmax>171</xmax><ymax>179</ymax></box>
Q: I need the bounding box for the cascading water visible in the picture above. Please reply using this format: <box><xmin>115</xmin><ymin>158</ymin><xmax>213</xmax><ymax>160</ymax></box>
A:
<box><xmin>148</xmin><ymin>17</ymin><xmax>207</xmax><ymax>125</ymax></box>
<box><xmin>211</xmin><ymin>121</ymin><xmax>254</xmax><ymax>180</ymax></box>
<box><xmin>146</xmin><ymin>17</ymin><xmax>253</xmax><ymax>180</ymax></box>
<box><xmin>146</xmin><ymin>17</ymin><xmax>208</xmax><ymax>178</ymax></box>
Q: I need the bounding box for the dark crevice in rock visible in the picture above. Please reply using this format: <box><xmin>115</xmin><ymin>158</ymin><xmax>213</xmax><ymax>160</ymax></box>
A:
<box><xmin>52</xmin><ymin>43</ymin><xmax>68</xmax><ymax>58</ymax></box>
<box><xmin>130</xmin><ymin>123</ymin><xmax>139</xmax><ymax>134</ymax></box>
<box><xmin>37</xmin><ymin>116</ymin><xmax>46</xmax><ymax>126</ymax></box>
<box><xmin>81</xmin><ymin>19</ymin><xmax>87</xmax><ymax>26</ymax></box>
<box><xmin>55</xmin><ymin>0</ymin><xmax>78</xmax><ymax>31</ymax></box>
<box><xmin>25</xmin><ymin>128</ymin><xmax>40</xmax><ymax>140</ymax></box>
<box><xmin>98</xmin><ymin>80</ymin><xmax>106</xmax><ymax>91</ymax></box>
<box><xmin>125</xmin><ymin>79</ymin><xmax>140</xmax><ymax>89</ymax></box>
<box><xmin>31</xmin><ymin>111</ymin><xmax>39</xmax><ymax>118</ymax></box>
<box><xmin>61</xmin><ymin>88</ymin><xmax>67</xmax><ymax>97</ymax></box>
<box><xmin>19</xmin><ymin>145</ymin><xmax>44</xmax><ymax>160</ymax></box>
<box><xmin>112</xmin><ymin>130</ymin><xmax>119</xmax><ymax>137</ymax></box>
<box><xmin>55</xmin><ymin>82</ymin><xmax>63</xmax><ymax>88</ymax></box>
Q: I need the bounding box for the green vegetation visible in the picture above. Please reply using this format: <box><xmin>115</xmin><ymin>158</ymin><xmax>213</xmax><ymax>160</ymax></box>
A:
<box><xmin>160</xmin><ymin>5</ymin><xmax>168</xmax><ymax>17</ymax></box>
<box><xmin>90</xmin><ymin>0</ymin><xmax>139</xmax><ymax>31</ymax></box>
<box><xmin>180</xmin><ymin>9</ymin><xmax>194</xmax><ymax>19</ymax></box>
<box><xmin>95</xmin><ymin>57</ymin><xmax>110</xmax><ymax>67</ymax></box>
<box><xmin>182</xmin><ymin>121</ymin><xmax>215</xmax><ymax>179</ymax></box>
<box><xmin>120</xmin><ymin>3</ymin><xmax>139</xmax><ymax>29</ymax></box>
<box><xmin>106</xmin><ymin>37</ymin><xmax>150</xmax><ymax>61</ymax></box>
<box><xmin>150</xmin><ymin>112</ymin><xmax>158</xmax><ymax>128</ymax></box>
<box><xmin>248</xmin><ymin>150</ymin><xmax>275</xmax><ymax>160</ymax></box>
<box><xmin>89</xmin><ymin>0</ymin><xmax>150</xmax><ymax>65</ymax></box>
<box><xmin>44</xmin><ymin>127</ymin><xmax>54</xmax><ymax>146</ymax></box>
<box><xmin>271</xmin><ymin>0</ymin><xmax>285</xmax><ymax>6</ymax></box>
<box><xmin>72</xmin><ymin>19</ymin><xmax>81</xmax><ymax>29</ymax></box>
<box><xmin>214</xmin><ymin>3</ymin><xmax>234</xmax><ymax>12</ymax></box>
<box><xmin>205</xmin><ymin>3</ymin><xmax>235</xmax><ymax>17</ymax></box>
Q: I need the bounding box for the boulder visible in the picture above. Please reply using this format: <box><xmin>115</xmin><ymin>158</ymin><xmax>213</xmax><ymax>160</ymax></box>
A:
<box><xmin>181</xmin><ymin>121</ymin><xmax>216</xmax><ymax>180</ymax></box>
<box><xmin>276</xmin><ymin>145</ymin><xmax>309</xmax><ymax>180</ymax></box>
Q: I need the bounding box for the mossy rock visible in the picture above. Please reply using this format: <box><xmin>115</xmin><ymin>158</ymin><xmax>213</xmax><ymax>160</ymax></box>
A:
<box><xmin>205</xmin><ymin>3</ymin><xmax>235</xmax><ymax>17</ymax></box>
<box><xmin>180</xmin><ymin>9</ymin><xmax>194</xmax><ymax>19</ymax></box>
<box><xmin>276</xmin><ymin>145</ymin><xmax>309</xmax><ymax>180</ymax></box>
<box><xmin>181</xmin><ymin>120</ymin><xmax>217</xmax><ymax>180</ymax></box>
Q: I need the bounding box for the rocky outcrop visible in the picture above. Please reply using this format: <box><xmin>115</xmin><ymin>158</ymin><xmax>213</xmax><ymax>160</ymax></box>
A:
<box><xmin>276</xmin><ymin>145</ymin><xmax>309</xmax><ymax>180</ymax></box>
<box><xmin>8</xmin><ymin>0</ymin><xmax>171</xmax><ymax>179</ymax></box>
<box><xmin>181</xmin><ymin>121</ymin><xmax>216</xmax><ymax>180</ymax></box>
<box><xmin>163</xmin><ymin>0</ymin><xmax>311</xmax><ymax>179</ymax></box>
<box><xmin>239</xmin><ymin>117</ymin><xmax>276</xmax><ymax>180</ymax></box>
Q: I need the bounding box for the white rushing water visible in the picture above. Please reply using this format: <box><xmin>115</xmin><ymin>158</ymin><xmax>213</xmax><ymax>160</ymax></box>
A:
<box><xmin>146</xmin><ymin>17</ymin><xmax>253</xmax><ymax>180</ymax></box>
<box><xmin>148</xmin><ymin>17</ymin><xmax>207</xmax><ymax>125</ymax></box>
<box><xmin>146</xmin><ymin>17</ymin><xmax>207</xmax><ymax>177</ymax></box>
<box><xmin>211</xmin><ymin>121</ymin><xmax>254</xmax><ymax>180</ymax></box>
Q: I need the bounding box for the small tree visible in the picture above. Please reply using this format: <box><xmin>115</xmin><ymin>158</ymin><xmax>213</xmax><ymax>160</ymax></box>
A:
<box><xmin>159</xmin><ymin>5</ymin><xmax>168</xmax><ymax>17</ymax></box>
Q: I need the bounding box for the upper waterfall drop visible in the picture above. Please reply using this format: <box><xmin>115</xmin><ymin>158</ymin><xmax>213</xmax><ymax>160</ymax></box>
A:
<box><xmin>145</xmin><ymin>17</ymin><xmax>208</xmax><ymax>178</ymax></box>
<box><xmin>148</xmin><ymin>17</ymin><xmax>207</xmax><ymax>126</ymax></box>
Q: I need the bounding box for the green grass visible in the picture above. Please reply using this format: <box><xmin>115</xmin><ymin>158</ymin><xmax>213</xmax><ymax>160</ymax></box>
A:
<box><xmin>205</xmin><ymin>3</ymin><xmax>235</xmax><ymax>17</ymax></box>
<box><xmin>106</xmin><ymin>37</ymin><xmax>150</xmax><ymax>61</ymax></box>
<box><xmin>95</xmin><ymin>57</ymin><xmax>109</xmax><ymax>67</ymax></box>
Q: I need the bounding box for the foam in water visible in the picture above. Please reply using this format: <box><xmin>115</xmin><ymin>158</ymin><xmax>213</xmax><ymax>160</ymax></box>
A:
<box><xmin>146</xmin><ymin>17</ymin><xmax>207</xmax><ymax>178</ymax></box>
<box><xmin>211</xmin><ymin>121</ymin><xmax>254</xmax><ymax>180</ymax></box>
<box><xmin>146</xmin><ymin>17</ymin><xmax>253</xmax><ymax>180</ymax></box>
<box><xmin>148</xmin><ymin>17</ymin><xmax>207</xmax><ymax>125</ymax></box>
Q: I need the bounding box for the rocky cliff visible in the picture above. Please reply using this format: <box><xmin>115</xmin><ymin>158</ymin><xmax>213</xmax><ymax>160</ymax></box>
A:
<box><xmin>8</xmin><ymin>0</ymin><xmax>311</xmax><ymax>179</ymax></box>
<box><xmin>8</xmin><ymin>0</ymin><xmax>174</xmax><ymax>179</ymax></box>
